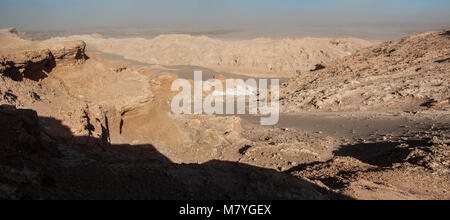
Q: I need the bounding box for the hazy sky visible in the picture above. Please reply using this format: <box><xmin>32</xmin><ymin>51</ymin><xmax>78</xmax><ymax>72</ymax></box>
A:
<box><xmin>0</xmin><ymin>0</ymin><xmax>449</xmax><ymax>36</ymax></box>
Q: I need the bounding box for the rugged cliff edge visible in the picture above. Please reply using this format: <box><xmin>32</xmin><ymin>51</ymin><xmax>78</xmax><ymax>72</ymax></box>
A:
<box><xmin>1</xmin><ymin>29</ymin><xmax>87</xmax><ymax>81</ymax></box>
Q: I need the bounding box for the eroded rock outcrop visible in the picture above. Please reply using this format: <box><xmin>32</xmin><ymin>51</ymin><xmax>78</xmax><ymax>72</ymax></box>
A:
<box><xmin>0</xmin><ymin>29</ymin><xmax>86</xmax><ymax>81</ymax></box>
<box><xmin>47</xmin><ymin>40</ymin><xmax>87</xmax><ymax>65</ymax></box>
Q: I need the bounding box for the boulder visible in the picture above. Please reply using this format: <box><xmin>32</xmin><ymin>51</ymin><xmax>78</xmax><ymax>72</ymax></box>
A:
<box><xmin>0</xmin><ymin>108</ymin><xmax>42</xmax><ymax>157</ymax></box>
<box><xmin>0</xmin><ymin>37</ymin><xmax>87</xmax><ymax>80</ymax></box>
<box><xmin>47</xmin><ymin>40</ymin><xmax>87</xmax><ymax>65</ymax></box>
<box><xmin>0</xmin><ymin>48</ymin><xmax>53</xmax><ymax>81</ymax></box>
<box><xmin>6</xmin><ymin>27</ymin><xmax>19</xmax><ymax>35</ymax></box>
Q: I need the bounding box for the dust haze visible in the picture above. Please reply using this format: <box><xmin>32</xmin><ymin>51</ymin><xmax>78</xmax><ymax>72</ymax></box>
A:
<box><xmin>1</xmin><ymin>0</ymin><xmax>450</xmax><ymax>40</ymax></box>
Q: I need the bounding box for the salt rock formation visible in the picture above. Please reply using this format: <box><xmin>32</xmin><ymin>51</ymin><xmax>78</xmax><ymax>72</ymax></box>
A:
<box><xmin>53</xmin><ymin>34</ymin><xmax>376</xmax><ymax>77</ymax></box>
<box><xmin>281</xmin><ymin>28</ymin><xmax>450</xmax><ymax>112</ymax></box>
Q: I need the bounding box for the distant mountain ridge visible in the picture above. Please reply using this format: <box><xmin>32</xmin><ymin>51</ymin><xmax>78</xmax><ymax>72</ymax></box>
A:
<box><xmin>50</xmin><ymin>33</ymin><xmax>376</xmax><ymax>78</ymax></box>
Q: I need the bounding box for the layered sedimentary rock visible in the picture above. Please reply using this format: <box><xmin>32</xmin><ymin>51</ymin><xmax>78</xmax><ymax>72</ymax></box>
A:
<box><xmin>0</xmin><ymin>29</ymin><xmax>86</xmax><ymax>81</ymax></box>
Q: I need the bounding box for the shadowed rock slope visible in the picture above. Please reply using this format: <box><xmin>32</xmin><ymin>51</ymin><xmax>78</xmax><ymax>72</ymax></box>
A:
<box><xmin>0</xmin><ymin>108</ymin><xmax>334</xmax><ymax>200</ymax></box>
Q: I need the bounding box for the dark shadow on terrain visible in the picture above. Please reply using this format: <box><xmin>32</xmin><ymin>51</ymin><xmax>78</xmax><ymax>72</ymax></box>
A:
<box><xmin>284</xmin><ymin>161</ymin><xmax>376</xmax><ymax>191</ymax></box>
<box><xmin>42</xmin><ymin>116</ymin><xmax>355</xmax><ymax>200</ymax></box>
<box><xmin>39</xmin><ymin>116</ymin><xmax>171</xmax><ymax>164</ymax></box>
<box><xmin>333</xmin><ymin>139</ymin><xmax>433</xmax><ymax>167</ymax></box>
<box><xmin>3</xmin><ymin>55</ymin><xmax>55</xmax><ymax>82</ymax></box>
<box><xmin>435</xmin><ymin>57</ymin><xmax>450</xmax><ymax>64</ymax></box>
<box><xmin>239</xmin><ymin>145</ymin><xmax>252</xmax><ymax>155</ymax></box>
<box><xmin>310</xmin><ymin>64</ymin><xmax>326</xmax><ymax>72</ymax></box>
<box><xmin>1</xmin><ymin>90</ymin><xmax>18</xmax><ymax>103</ymax></box>
<box><xmin>441</xmin><ymin>30</ymin><xmax>450</xmax><ymax>36</ymax></box>
<box><xmin>421</xmin><ymin>99</ymin><xmax>439</xmax><ymax>108</ymax></box>
<box><xmin>25</xmin><ymin>55</ymin><xmax>56</xmax><ymax>81</ymax></box>
<box><xmin>3</xmin><ymin>52</ymin><xmax>89</xmax><ymax>82</ymax></box>
<box><xmin>1</xmin><ymin>110</ymin><xmax>354</xmax><ymax>200</ymax></box>
<box><xmin>284</xmin><ymin>138</ymin><xmax>435</xmax><ymax>191</ymax></box>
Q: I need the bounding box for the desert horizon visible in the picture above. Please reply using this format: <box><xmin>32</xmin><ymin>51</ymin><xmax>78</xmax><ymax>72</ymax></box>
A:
<box><xmin>2</xmin><ymin>0</ymin><xmax>450</xmax><ymax>41</ymax></box>
<box><xmin>0</xmin><ymin>0</ymin><xmax>449</xmax><ymax>205</ymax></box>
<box><xmin>10</xmin><ymin>23</ymin><xmax>450</xmax><ymax>41</ymax></box>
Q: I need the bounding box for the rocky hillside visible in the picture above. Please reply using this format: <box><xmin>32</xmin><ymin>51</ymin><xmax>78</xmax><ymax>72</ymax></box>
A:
<box><xmin>281</xmin><ymin>28</ymin><xmax>450</xmax><ymax>113</ymax></box>
<box><xmin>0</xmin><ymin>28</ymin><xmax>448</xmax><ymax>200</ymax></box>
<box><xmin>0</xmin><ymin>28</ymin><xmax>337</xmax><ymax>199</ymax></box>
<box><xmin>276</xmin><ymin>29</ymin><xmax>450</xmax><ymax>199</ymax></box>
<box><xmin>51</xmin><ymin>34</ymin><xmax>375</xmax><ymax>78</ymax></box>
